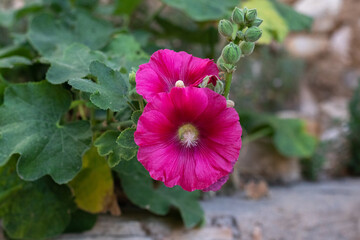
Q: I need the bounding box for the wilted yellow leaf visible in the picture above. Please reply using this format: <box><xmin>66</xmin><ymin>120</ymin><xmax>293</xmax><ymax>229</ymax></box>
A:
<box><xmin>69</xmin><ymin>146</ymin><xmax>114</xmax><ymax>213</ymax></box>
<box><xmin>242</xmin><ymin>0</ymin><xmax>289</xmax><ymax>44</ymax></box>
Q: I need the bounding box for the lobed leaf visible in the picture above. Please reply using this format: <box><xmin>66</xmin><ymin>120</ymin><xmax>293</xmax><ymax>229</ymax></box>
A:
<box><xmin>160</xmin><ymin>0</ymin><xmax>239</xmax><ymax>22</ymax></box>
<box><xmin>0</xmin><ymin>158</ymin><xmax>75</xmax><ymax>239</ymax></box>
<box><xmin>116</xmin><ymin>128</ymin><xmax>137</xmax><ymax>149</ymax></box>
<box><xmin>69</xmin><ymin>146</ymin><xmax>115</xmax><ymax>214</ymax></box>
<box><xmin>0</xmin><ymin>81</ymin><xmax>92</xmax><ymax>184</ymax></box>
<box><xmin>114</xmin><ymin>158</ymin><xmax>204</xmax><ymax>228</ymax></box>
<box><xmin>46</xmin><ymin>44</ymin><xmax>107</xmax><ymax>84</ymax></box>
<box><xmin>94</xmin><ymin>130</ymin><xmax>137</xmax><ymax>168</ymax></box>
<box><xmin>28</xmin><ymin>12</ymin><xmax>113</xmax><ymax>57</ymax></box>
<box><xmin>69</xmin><ymin>61</ymin><xmax>129</xmax><ymax>112</ymax></box>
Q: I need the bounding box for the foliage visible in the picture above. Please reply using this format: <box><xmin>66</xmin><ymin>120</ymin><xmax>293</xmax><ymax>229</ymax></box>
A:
<box><xmin>348</xmin><ymin>81</ymin><xmax>360</xmax><ymax>175</ymax></box>
<box><xmin>114</xmin><ymin>157</ymin><xmax>204</xmax><ymax>228</ymax></box>
<box><xmin>240</xmin><ymin>111</ymin><xmax>317</xmax><ymax>158</ymax></box>
<box><xmin>301</xmin><ymin>142</ymin><xmax>326</xmax><ymax>181</ymax></box>
<box><xmin>0</xmin><ymin>0</ymin><xmax>312</xmax><ymax>239</ymax></box>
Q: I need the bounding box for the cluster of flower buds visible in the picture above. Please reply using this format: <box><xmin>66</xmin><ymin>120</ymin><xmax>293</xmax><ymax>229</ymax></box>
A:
<box><xmin>217</xmin><ymin>7</ymin><xmax>263</xmax><ymax>73</ymax></box>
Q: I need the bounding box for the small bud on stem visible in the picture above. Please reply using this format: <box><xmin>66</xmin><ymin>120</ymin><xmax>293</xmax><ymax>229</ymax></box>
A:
<box><xmin>218</xmin><ymin>19</ymin><xmax>233</xmax><ymax>38</ymax></box>
<box><xmin>221</xmin><ymin>42</ymin><xmax>241</xmax><ymax>64</ymax></box>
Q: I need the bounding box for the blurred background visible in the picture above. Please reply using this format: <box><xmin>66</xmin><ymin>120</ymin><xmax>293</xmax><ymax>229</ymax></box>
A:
<box><xmin>0</xmin><ymin>0</ymin><xmax>359</xmax><ymax>239</ymax></box>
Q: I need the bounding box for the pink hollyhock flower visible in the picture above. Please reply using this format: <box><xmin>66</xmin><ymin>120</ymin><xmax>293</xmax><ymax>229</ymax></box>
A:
<box><xmin>136</xmin><ymin>49</ymin><xmax>219</xmax><ymax>101</ymax></box>
<box><xmin>134</xmin><ymin>86</ymin><xmax>242</xmax><ymax>191</ymax></box>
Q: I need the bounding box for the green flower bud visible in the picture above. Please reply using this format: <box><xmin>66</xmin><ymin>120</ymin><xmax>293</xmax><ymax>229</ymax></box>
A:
<box><xmin>217</xmin><ymin>57</ymin><xmax>227</xmax><ymax>72</ymax></box>
<box><xmin>236</xmin><ymin>31</ymin><xmax>245</xmax><ymax>40</ymax></box>
<box><xmin>216</xmin><ymin>57</ymin><xmax>234</xmax><ymax>73</ymax></box>
<box><xmin>240</xmin><ymin>42</ymin><xmax>255</xmax><ymax>56</ymax></box>
<box><xmin>221</xmin><ymin>42</ymin><xmax>241</xmax><ymax>64</ymax></box>
<box><xmin>231</xmin><ymin>7</ymin><xmax>245</xmax><ymax>25</ymax></box>
<box><xmin>245</xmin><ymin>9</ymin><xmax>257</xmax><ymax>22</ymax></box>
<box><xmin>251</xmin><ymin>18</ymin><xmax>263</xmax><ymax>27</ymax></box>
<box><xmin>218</xmin><ymin>19</ymin><xmax>233</xmax><ymax>38</ymax></box>
<box><xmin>244</xmin><ymin>26</ymin><xmax>262</xmax><ymax>42</ymax></box>
<box><xmin>129</xmin><ymin>70</ymin><xmax>136</xmax><ymax>86</ymax></box>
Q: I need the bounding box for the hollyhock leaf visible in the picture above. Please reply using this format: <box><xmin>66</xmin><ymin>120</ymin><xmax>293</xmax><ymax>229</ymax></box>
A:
<box><xmin>104</xmin><ymin>33</ymin><xmax>149</xmax><ymax>72</ymax></box>
<box><xmin>113</xmin><ymin>0</ymin><xmax>142</xmax><ymax>15</ymax></box>
<box><xmin>0</xmin><ymin>158</ymin><xmax>75</xmax><ymax>239</ymax></box>
<box><xmin>64</xmin><ymin>210</ymin><xmax>97</xmax><ymax>233</ymax></box>
<box><xmin>94</xmin><ymin>130</ymin><xmax>136</xmax><ymax>168</ymax></box>
<box><xmin>46</xmin><ymin>43</ymin><xmax>107</xmax><ymax>84</ymax></box>
<box><xmin>131</xmin><ymin>110</ymin><xmax>142</xmax><ymax>125</ymax></box>
<box><xmin>69</xmin><ymin>61</ymin><xmax>128</xmax><ymax>112</ymax></box>
<box><xmin>270</xmin><ymin>118</ymin><xmax>317</xmax><ymax>158</ymax></box>
<box><xmin>0</xmin><ymin>56</ymin><xmax>32</xmax><ymax>69</ymax></box>
<box><xmin>114</xmin><ymin>158</ymin><xmax>204</xmax><ymax>228</ymax></box>
<box><xmin>0</xmin><ymin>81</ymin><xmax>92</xmax><ymax>184</ymax></box>
<box><xmin>117</xmin><ymin>128</ymin><xmax>137</xmax><ymax>149</ymax></box>
<box><xmin>28</xmin><ymin>12</ymin><xmax>113</xmax><ymax>57</ymax></box>
<box><xmin>69</xmin><ymin>146</ymin><xmax>114</xmax><ymax>214</ymax></box>
<box><xmin>160</xmin><ymin>0</ymin><xmax>239</xmax><ymax>21</ymax></box>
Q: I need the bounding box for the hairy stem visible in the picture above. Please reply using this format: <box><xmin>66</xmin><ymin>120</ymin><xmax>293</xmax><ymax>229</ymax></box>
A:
<box><xmin>223</xmin><ymin>72</ymin><xmax>233</xmax><ymax>99</ymax></box>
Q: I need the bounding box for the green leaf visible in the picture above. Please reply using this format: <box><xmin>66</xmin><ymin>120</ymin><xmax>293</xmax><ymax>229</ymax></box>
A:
<box><xmin>69</xmin><ymin>61</ymin><xmax>129</xmax><ymax>111</ymax></box>
<box><xmin>114</xmin><ymin>158</ymin><xmax>204</xmax><ymax>228</ymax></box>
<box><xmin>116</xmin><ymin>128</ymin><xmax>137</xmax><ymax>148</ymax></box>
<box><xmin>69</xmin><ymin>146</ymin><xmax>114</xmax><ymax>213</ymax></box>
<box><xmin>28</xmin><ymin>12</ymin><xmax>113</xmax><ymax>56</ymax></box>
<box><xmin>0</xmin><ymin>158</ymin><xmax>75</xmax><ymax>239</ymax></box>
<box><xmin>243</xmin><ymin>0</ymin><xmax>289</xmax><ymax>44</ymax></box>
<box><xmin>0</xmin><ymin>81</ymin><xmax>92</xmax><ymax>184</ymax></box>
<box><xmin>240</xmin><ymin>112</ymin><xmax>317</xmax><ymax>158</ymax></box>
<box><xmin>94</xmin><ymin>130</ymin><xmax>137</xmax><ymax>168</ymax></box>
<box><xmin>64</xmin><ymin>210</ymin><xmax>98</xmax><ymax>233</ymax></box>
<box><xmin>160</xmin><ymin>0</ymin><xmax>239</xmax><ymax>21</ymax></box>
<box><xmin>271</xmin><ymin>0</ymin><xmax>313</xmax><ymax>31</ymax></box>
<box><xmin>0</xmin><ymin>77</ymin><xmax>8</xmax><ymax>105</ymax></box>
<box><xmin>104</xmin><ymin>33</ymin><xmax>149</xmax><ymax>71</ymax></box>
<box><xmin>131</xmin><ymin>110</ymin><xmax>142</xmax><ymax>125</ymax></box>
<box><xmin>114</xmin><ymin>0</ymin><xmax>143</xmax><ymax>15</ymax></box>
<box><xmin>45</xmin><ymin>43</ymin><xmax>107</xmax><ymax>84</ymax></box>
<box><xmin>269</xmin><ymin>118</ymin><xmax>317</xmax><ymax>158</ymax></box>
<box><xmin>0</xmin><ymin>56</ymin><xmax>32</xmax><ymax>69</ymax></box>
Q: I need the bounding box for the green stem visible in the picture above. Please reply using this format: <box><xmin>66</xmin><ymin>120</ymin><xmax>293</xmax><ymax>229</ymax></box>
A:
<box><xmin>138</xmin><ymin>96</ymin><xmax>144</xmax><ymax>111</ymax></box>
<box><xmin>243</xmin><ymin>127</ymin><xmax>273</xmax><ymax>145</ymax></box>
<box><xmin>78</xmin><ymin>104</ymin><xmax>87</xmax><ymax>120</ymax></box>
<box><xmin>223</xmin><ymin>72</ymin><xmax>233</xmax><ymax>99</ymax></box>
<box><xmin>106</xmin><ymin>109</ymin><xmax>113</xmax><ymax>124</ymax></box>
<box><xmin>90</xmin><ymin>108</ymin><xmax>96</xmax><ymax>127</ymax></box>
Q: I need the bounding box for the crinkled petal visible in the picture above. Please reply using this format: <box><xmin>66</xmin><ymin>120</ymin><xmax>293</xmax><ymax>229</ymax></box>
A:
<box><xmin>136</xmin><ymin>49</ymin><xmax>218</xmax><ymax>100</ymax></box>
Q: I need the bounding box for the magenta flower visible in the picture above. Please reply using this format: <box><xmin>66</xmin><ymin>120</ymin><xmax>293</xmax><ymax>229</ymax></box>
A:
<box><xmin>134</xmin><ymin>87</ymin><xmax>242</xmax><ymax>191</ymax></box>
<box><xmin>136</xmin><ymin>49</ymin><xmax>219</xmax><ymax>101</ymax></box>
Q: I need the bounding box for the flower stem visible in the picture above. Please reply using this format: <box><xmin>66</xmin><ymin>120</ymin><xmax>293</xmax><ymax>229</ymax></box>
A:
<box><xmin>106</xmin><ymin>109</ymin><xmax>113</xmax><ymax>124</ymax></box>
<box><xmin>223</xmin><ymin>72</ymin><xmax>233</xmax><ymax>99</ymax></box>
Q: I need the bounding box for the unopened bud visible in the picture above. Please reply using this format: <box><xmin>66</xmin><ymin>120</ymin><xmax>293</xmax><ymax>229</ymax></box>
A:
<box><xmin>245</xmin><ymin>9</ymin><xmax>257</xmax><ymax>22</ymax></box>
<box><xmin>251</xmin><ymin>18</ymin><xmax>263</xmax><ymax>27</ymax></box>
<box><xmin>236</xmin><ymin>31</ymin><xmax>245</xmax><ymax>40</ymax></box>
<box><xmin>221</xmin><ymin>42</ymin><xmax>241</xmax><ymax>64</ymax></box>
<box><xmin>231</xmin><ymin>7</ymin><xmax>245</xmax><ymax>25</ymax></box>
<box><xmin>226</xmin><ymin>100</ymin><xmax>235</xmax><ymax>108</ymax></box>
<box><xmin>245</xmin><ymin>27</ymin><xmax>262</xmax><ymax>42</ymax></box>
<box><xmin>216</xmin><ymin>57</ymin><xmax>234</xmax><ymax>73</ymax></box>
<box><xmin>129</xmin><ymin>70</ymin><xmax>136</xmax><ymax>86</ymax></box>
<box><xmin>218</xmin><ymin>19</ymin><xmax>233</xmax><ymax>38</ymax></box>
<box><xmin>175</xmin><ymin>80</ymin><xmax>185</xmax><ymax>88</ymax></box>
<box><xmin>214</xmin><ymin>80</ymin><xmax>224</xmax><ymax>94</ymax></box>
<box><xmin>240</xmin><ymin>42</ymin><xmax>255</xmax><ymax>56</ymax></box>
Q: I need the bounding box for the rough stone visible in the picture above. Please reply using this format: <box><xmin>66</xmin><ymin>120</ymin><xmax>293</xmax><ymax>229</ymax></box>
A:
<box><xmin>295</xmin><ymin>0</ymin><xmax>343</xmax><ymax>18</ymax></box>
<box><xmin>330</xmin><ymin>25</ymin><xmax>353</xmax><ymax>64</ymax></box>
<box><xmin>285</xmin><ymin>35</ymin><xmax>329</xmax><ymax>59</ymax></box>
<box><xmin>235</xmin><ymin>138</ymin><xmax>301</xmax><ymax>184</ymax></box>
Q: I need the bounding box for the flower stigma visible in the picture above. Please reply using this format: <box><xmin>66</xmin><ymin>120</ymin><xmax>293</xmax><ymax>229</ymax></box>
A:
<box><xmin>178</xmin><ymin>123</ymin><xmax>199</xmax><ymax>147</ymax></box>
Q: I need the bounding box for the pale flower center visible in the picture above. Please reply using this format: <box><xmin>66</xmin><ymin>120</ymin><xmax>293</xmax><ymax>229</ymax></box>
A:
<box><xmin>178</xmin><ymin>123</ymin><xmax>199</xmax><ymax>147</ymax></box>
